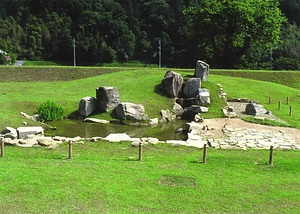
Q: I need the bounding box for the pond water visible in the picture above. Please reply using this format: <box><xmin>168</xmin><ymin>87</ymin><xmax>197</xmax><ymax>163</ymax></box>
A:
<box><xmin>45</xmin><ymin>119</ymin><xmax>188</xmax><ymax>141</ymax></box>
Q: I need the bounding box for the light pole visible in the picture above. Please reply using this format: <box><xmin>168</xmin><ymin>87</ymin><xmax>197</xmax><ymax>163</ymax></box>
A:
<box><xmin>73</xmin><ymin>38</ymin><xmax>76</xmax><ymax>66</ymax></box>
<box><xmin>158</xmin><ymin>40</ymin><xmax>161</xmax><ymax>68</ymax></box>
<box><xmin>269</xmin><ymin>48</ymin><xmax>273</xmax><ymax>70</ymax></box>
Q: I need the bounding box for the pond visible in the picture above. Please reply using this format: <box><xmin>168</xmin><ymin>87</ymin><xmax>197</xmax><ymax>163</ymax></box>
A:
<box><xmin>45</xmin><ymin>119</ymin><xmax>188</xmax><ymax>141</ymax></box>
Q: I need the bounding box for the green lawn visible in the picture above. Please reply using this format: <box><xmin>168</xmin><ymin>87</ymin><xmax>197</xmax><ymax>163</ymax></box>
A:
<box><xmin>0</xmin><ymin>141</ymin><xmax>299</xmax><ymax>213</ymax></box>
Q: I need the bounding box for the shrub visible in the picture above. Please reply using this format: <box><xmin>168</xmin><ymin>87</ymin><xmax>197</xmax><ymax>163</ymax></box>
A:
<box><xmin>273</xmin><ymin>57</ymin><xmax>300</xmax><ymax>70</ymax></box>
<box><xmin>36</xmin><ymin>100</ymin><xmax>65</xmax><ymax>121</ymax></box>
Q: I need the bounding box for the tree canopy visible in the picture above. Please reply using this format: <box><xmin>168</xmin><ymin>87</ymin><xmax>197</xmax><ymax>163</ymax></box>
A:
<box><xmin>0</xmin><ymin>0</ymin><xmax>298</xmax><ymax>69</ymax></box>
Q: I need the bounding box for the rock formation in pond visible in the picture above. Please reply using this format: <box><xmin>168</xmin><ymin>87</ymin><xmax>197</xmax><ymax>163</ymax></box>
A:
<box><xmin>115</xmin><ymin>102</ymin><xmax>148</xmax><ymax>121</ymax></box>
<box><xmin>160</xmin><ymin>60</ymin><xmax>211</xmax><ymax>122</ymax></box>
<box><xmin>96</xmin><ymin>86</ymin><xmax>120</xmax><ymax>112</ymax></box>
<box><xmin>78</xmin><ymin>96</ymin><xmax>97</xmax><ymax>117</ymax></box>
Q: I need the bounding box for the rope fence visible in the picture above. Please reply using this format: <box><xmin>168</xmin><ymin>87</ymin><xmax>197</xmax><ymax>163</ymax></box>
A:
<box><xmin>0</xmin><ymin>136</ymin><xmax>278</xmax><ymax>166</ymax></box>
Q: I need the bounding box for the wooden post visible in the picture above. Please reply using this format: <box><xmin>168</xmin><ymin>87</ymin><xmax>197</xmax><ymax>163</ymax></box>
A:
<box><xmin>68</xmin><ymin>141</ymin><xmax>73</xmax><ymax>159</ymax></box>
<box><xmin>278</xmin><ymin>100</ymin><xmax>281</xmax><ymax>110</ymax></box>
<box><xmin>202</xmin><ymin>144</ymin><xmax>207</xmax><ymax>164</ymax></box>
<box><xmin>289</xmin><ymin>106</ymin><xmax>293</xmax><ymax>116</ymax></box>
<box><xmin>1</xmin><ymin>138</ymin><xmax>4</xmax><ymax>158</ymax></box>
<box><xmin>269</xmin><ymin>146</ymin><xmax>274</xmax><ymax>166</ymax></box>
<box><xmin>269</xmin><ymin>97</ymin><xmax>272</xmax><ymax>104</ymax></box>
<box><xmin>138</xmin><ymin>142</ymin><xmax>143</xmax><ymax>161</ymax></box>
<box><xmin>286</xmin><ymin>96</ymin><xmax>289</xmax><ymax>105</ymax></box>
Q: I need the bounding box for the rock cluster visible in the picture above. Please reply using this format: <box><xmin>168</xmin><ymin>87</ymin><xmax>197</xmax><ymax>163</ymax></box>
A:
<box><xmin>78</xmin><ymin>86</ymin><xmax>148</xmax><ymax>122</ymax></box>
<box><xmin>160</xmin><ymin>60</ymin><xmax>211</xmax><ymax>122</ymax></box>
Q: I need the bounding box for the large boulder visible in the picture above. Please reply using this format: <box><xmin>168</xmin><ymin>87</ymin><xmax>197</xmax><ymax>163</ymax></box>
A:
<box><xmin>115</xmin><ymin>102</ymin><xmax>148</xmax><ymax>121</ymax></box>
<box><xmin>78</xmin><ymin>96</ymin><xmax>97</xmax><ymax>117</ymax></box>
<box><xmin>161</xmin><ymin>71</ymin><xmax>184</xmax><ymax>97</ymax></box>
<box><xmin>194</xmin><ymin>60</ymin><xmax>209</xmax><ymax>81</ymax></box>
<box><xmin>17</xmin><ymin>126</ymin><xmax>44</xmax><ymax>139</ymax></box>
<box><xmin>96</xmin><ymin>86</ymin><xmax>120</xmax><ymax>112</ymax></box>
<box><xmin>183</xmin><ymin>78</ymin><xmax>201</xmax><ymax>98</ymax></box>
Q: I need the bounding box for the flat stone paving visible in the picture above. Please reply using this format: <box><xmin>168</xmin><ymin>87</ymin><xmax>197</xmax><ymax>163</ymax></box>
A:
<box><xmin>205</xmin><ymin>126</ymin><xmax>300</xmax><ymax>150</ymax></box>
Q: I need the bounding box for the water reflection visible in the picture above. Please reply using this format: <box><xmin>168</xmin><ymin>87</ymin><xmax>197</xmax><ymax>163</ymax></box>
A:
<box><xmin>45</xmin><ymin>119</ymin><xmax>187</xmax><ymax>141</ymax></box>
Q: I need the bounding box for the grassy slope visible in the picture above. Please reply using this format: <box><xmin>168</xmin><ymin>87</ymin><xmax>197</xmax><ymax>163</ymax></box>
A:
<box><xmin>1</xmin><ymin>67</ymin><xmax>300</xmax><ymax>129</ymax></box>
<box><xmin>208</xmin><ymin>74</ymin><xmax>300</xmax><ymax>127</ymax></box>
<box><xmin>0</xmin><ymin>142</ymin><xmax>299</xmax><ymax>213</ymax></box>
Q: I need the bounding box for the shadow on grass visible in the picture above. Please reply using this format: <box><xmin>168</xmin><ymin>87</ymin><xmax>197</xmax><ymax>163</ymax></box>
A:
<box><xmin>154</xmin><ymin>83</ymin><xmax>170</xmax><ymax>97</ymax></box>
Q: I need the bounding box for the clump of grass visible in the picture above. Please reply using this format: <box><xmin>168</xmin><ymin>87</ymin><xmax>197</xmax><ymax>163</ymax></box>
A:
<box><xmin>36</xmin><ymin>100</ymin><xmax>65</xmax><ymax>121</ymax></box>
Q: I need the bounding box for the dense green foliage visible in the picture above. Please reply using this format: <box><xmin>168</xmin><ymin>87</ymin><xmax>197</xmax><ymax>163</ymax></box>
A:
<box><xmin>0</xmin><ymin>0</ymin><xmax>299</xmax><ymax>69</ymax></box>
<box><xmin>36</xmin><ymin>100</ymin><xmax>65</xmax><ymax>121</ymax></box>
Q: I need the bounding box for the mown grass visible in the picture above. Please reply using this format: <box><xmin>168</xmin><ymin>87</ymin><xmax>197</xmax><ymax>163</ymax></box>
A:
<box><xmin>0</xmin><ymin>141</ymin><xmax>299</xmax><ymax>213</ymax></box>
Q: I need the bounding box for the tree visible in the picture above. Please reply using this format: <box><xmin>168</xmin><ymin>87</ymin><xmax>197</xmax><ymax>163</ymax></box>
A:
<box><xmin>279</xmin><ymin>0</ymin><xmax>300</xmax><ymax>26</ymax></box>
<box><xmin>184</xmin><ymin>0</ymin><xmax>286</xmax><ymax>68</ymax></box>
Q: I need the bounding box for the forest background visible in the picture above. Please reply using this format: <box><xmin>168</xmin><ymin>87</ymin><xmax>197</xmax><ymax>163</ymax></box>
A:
<box><xmin>0</xmin><ymin>0</ymin><xmax>299</xmax><ymax>70</ymax></box>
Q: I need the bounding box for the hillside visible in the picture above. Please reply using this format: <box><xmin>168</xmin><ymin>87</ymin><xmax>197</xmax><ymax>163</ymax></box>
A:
<box><xmin>0</xmin><ymin>67</ymin><xmax>300</xmax><ymax>130</ymax></box>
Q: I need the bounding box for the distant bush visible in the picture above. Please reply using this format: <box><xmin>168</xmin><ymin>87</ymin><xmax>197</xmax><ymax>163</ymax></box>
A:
<box><xmin>273</xmin><ymin>57</ymin><xmax>300</xmax><ymax>70</ymax></box>
<box><xmin>37</xmin><ymin>100</ymin><xmax>65</xmax><ymax>121</ymax></box>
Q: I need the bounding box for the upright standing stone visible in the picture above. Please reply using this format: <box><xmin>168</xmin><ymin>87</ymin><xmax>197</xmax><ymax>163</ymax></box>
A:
<box><xmin>194</xmin><ymin>60</ymin><xmax>209</xmax><ymax>81</ymax></box>
<box><xmin>161</xmin><ymin>71</ymin><xmax>184</xmax><ymax>97</ymax></box>
<box><xmin>78</xmin><ymin>96</ymin><xmax>97</xmax><ymax>117</ymax></box>
<box><xmin>183</xmin><ymin>78</ymin><xmax>201</xmax><ymax>98</ymax></box>
<box><xmin>96</xmin><ymin>86</ymin><xmax>120</xmax><ymax>112</ymax></box>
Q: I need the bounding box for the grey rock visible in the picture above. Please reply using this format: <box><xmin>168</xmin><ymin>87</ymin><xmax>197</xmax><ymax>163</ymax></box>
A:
<box><xmin>160</xmin><ymin>109</ymin><xmax>176</xmax><ymax>122</ymax></box>
<box><xmin>172</xmin><ymin>103</ymin><xmax>184</xmax><ymax>117</ymax></box>
<box><xmin>104</xmin><ymin>133</ymin><xmax>132</xmax><ymax>142</ymax></box>
<box><xmin>194</xmin><ymin>113</ymin><xmax>204</xmax><ymax>122</ymax></box>
<box><xmin>84</xmin><ymin>118</ymin><xmax>110</xmax><ymax>124</ymax></box>
<box><xmin>36</xmin><ymin>137</ymin><xmax>54</xmax><ymax>146</ymax></box>
<box><xmin>183</xmin><ymin>78</ymin><xmax>201</xmax><ymax>98</ymax></box>
<box><xmin>149</xmin><ymin>118</ymin><xmax>159</xmax><ymax>126</ymax></box>
<box><xmin>115</xmin><ymin>102</ymin><xmax>148</xmax><ymax>121</ymax></box>
<box><xmin>245</xmin><ymin>102</ymin><xmax>264</xmax><ymax>116</ymax></box>
<box><xmin>96</xmin><ymin>86</ymin><xmax>120</xmax><ymax>112</ymax></box>
<box><xmin>17</xmin><ymin>126</ymin><xmax>44</xmax><ymax>139</ymax></box>
<box><xmin>161</xmin><ymin>71</ymin><xmax>184</xmax><ymax>97</ymax></box>
<box><xmin>1</xmin><ymin>127</ymin><xmax>18</xmax><ymax>139</ymax></box>
<box><xmin>197</xmin><ymin>88</ymin><xmax>210</xmax><ymax>105</ymax></box>
<box><xmin>194</xmin><ymin>60</ymin><xmax>209</xmax><ymax>81</ymax></box>
<box><xmin>78</xmin><ymin>96</ymin><xmax>97</xmax><ymax>117</ymax></box>
<box><xmin>185</xmin><ymin>105</ymin><xmax>209</xmax><ymax>113</ymax></box>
